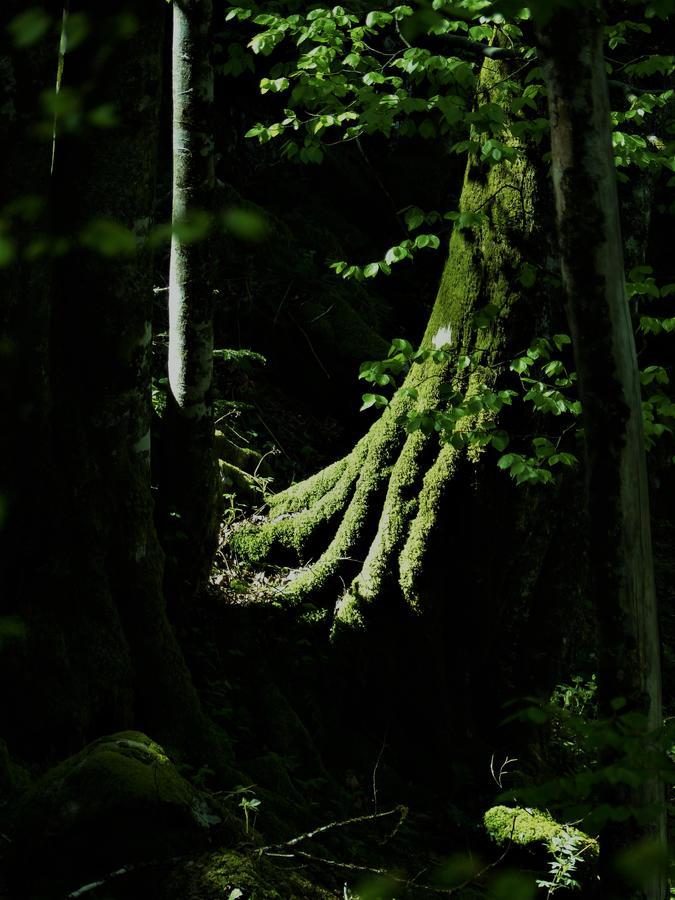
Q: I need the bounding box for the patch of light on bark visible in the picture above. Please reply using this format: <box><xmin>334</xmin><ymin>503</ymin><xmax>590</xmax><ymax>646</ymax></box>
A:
<box><xmin>432</xmin><ymin>325</ymin><xmax>453</xmax><ymax>350</ymax></box>
<box><xmin>133</xmin><ymin>428</ymin><xmax>151</xmax><ymax>457</ymax></box>
<box><xmin>141</xmin><ymin>320</ymin><xmax>152</xmax><ymax>348</ymax></box>
<box><xmin>168</xmin><ymin>243</ymin><xmax>186</xmax><ymax>405</ymax></box>
<box><xmin>133</xmin><ymin>217</ymin><xmax>151</xmax><ymax>240</ymax></box>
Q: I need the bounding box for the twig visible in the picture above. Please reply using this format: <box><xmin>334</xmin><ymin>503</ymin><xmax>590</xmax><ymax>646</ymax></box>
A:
<box><xmin>372</xmin><ymin>734</ymin><xmax>388</xmax><ymax>814</ymax></box>
<box><xmin>273</xmin><ymin>281</ymin><xmax>294</xmax><ymax>324</ymax></box>
<box><xmin>436</xmin><ymin>33</ymin><xmax>522</xmax><ymax>61</ymax></box>
<box><xmin>269</xmin><ymin>841</ymin><xmax>514</xmax><ymax>897</ymax></box>
<box><xmin>258</xmin><ymin>805</ymin><xmax>408</xmax><ymax>855</ymax></box>
<box><xmin>67</xmin><ymin>856</ymin><xmax>186</xmax><ymax>898</ymax></box>
<box><xmin>288</xmin><ymin>311</ymin><xmax>331</xmax><ymax>379</ymax></box>
<box><xmin>252</xmin><ymin>401</ymin><xmax>289</xmax><ymax>458</ymax></box>
<box><xmin>307</xmin><ymin>304</ymin><xmax>335</xmax><ymax>325</ymax></box>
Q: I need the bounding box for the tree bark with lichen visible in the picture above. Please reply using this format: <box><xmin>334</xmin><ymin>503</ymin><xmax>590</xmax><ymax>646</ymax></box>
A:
<box><xmin>228</xmin><ymin>58</ymin><xmax>582</xmax><ymax>766</ymax></box>
<box><xmin>538</xmin><ymin>5</ymin><xmax>666</xmax><ymax>897</ymax></box>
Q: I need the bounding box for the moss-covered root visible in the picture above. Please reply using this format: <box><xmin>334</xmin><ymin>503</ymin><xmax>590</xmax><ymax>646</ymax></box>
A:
<box><xmin>333</xmin><ymin>427</ymin><xmax>431</xmax><ymax>629</ymax></box>
<box><xmin>399</xmin><ymin>443</ymin><xmax>459</xmax><ymax>609</ymax></box>
<box><xmin>229</xmin><ymin>437</ymin><xmax>367</xmax><ymax>565</ymax></box>
<box><xmin>281</xmin><ymin>396</ymin><xmax>409</xmax><ymax>605</ymax></box>
<box><xmin>229</xmin><ymin>393</ymin><xmax>413</xmax><ymax>605</ymax></box>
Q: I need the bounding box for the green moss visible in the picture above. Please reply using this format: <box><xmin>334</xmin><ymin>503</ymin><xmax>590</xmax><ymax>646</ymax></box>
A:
<box><xmin>215</xmin><ymin>431</ymin><xmax>268</xmax><ymax>474</ymax></box>
<box><xmin>219</xmin><ymin>459</ymin><xmax>261</xmax><ymax>503</ymax></box>
<box><xmin>169</xmin><ymin>848</ymin><xmax>334</xmax><ymax>899</ymax></box>
<box><xmin>0</xmin><ymin>738</ymin><xmax>30</xmax><ymax>799</ymax></box>
<box><xmin>270</xmin><ymin>453</ymin><xmax>350</xmax><ymax>516</ymax></box>
<box><xmin>399</xmin><ymin>443</ymin><xmax>459</xmax><ymax>609</ymax></box>
<box><xmin>484</xmin><ymin>805</ymin><xmax>598</xmax><ymax>857</ymax></box>
<box><xmin>229</xmin><ymin>58</ymin><xmax>548</xmax><ymax>634</ymax></box>
<box><xmin>12</xmin><ymin>731</ymin><xmax>224</xmax><ymax>892</ymax></box>
<box><xmin>286</xmin><ymin>392</ymin><xmax>408</xmax><ymax>606</ymax></box>
<box><xmin>229</xmin><ymin>440</ymin><xmax>367</xmax><ymax>566</ymax></box>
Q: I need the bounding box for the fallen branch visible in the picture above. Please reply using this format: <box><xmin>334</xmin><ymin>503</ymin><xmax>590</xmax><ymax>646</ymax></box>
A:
<box><xmin>258</xmin><ymin>804</ymin><xmax>408</xmax><ymax>855</ymax></box>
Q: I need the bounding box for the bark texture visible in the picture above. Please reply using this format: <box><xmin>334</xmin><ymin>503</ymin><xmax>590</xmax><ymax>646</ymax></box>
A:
<box><xmin>538</xmin><ymin>7</ymin><xmax>666</xmax><ymax>898</ymax></box>
<box><xmin>230</xmin><ymin>59</ymin><xmax>584</xmax><ymax>769</ymax></box>
<box><xmin>163</xmin><ymin>0</ymin><xmax>220</xmax><ymax>600</ymax></box>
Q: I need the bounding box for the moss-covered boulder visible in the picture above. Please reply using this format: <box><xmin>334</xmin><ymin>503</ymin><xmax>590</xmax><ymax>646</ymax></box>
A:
<box><xmin>0</xmin><ymin>738</ymin><xmax>30</xmax><ymax>799</ymax></box>
<box><xmin>165</xmin><ymin>848</ymin><xmax>335</xmax><ymax>900</ymax></box>
<box><xmin>9</xmin><ymin>731</ymin><xmax>225</xmax><ymax>895</ymax></box>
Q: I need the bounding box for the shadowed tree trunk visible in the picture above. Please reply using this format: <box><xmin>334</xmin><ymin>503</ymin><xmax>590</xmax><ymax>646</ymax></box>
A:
<box><xmin>229</xmin><ymin>58</ymin><xmax>584</xmax><ymax>771</ymax></box>
<box><xmin>1</xmin><ymin>0</ymin><xmax>60</xmax><ymax>617</ymax></box>
<box><xmin>1</xmin><ymin>0</ymin><xmax>223</xmax><ymax>767</ymax></box>
<box><xmin>538</xmin><ymin>5</ymin><xmax>666</xmax><ymax>897</ymax></box>
<box><xmin>163</xmin><ymin>0</ymin><xmax>220</xmax><ymax>602</ymax></box>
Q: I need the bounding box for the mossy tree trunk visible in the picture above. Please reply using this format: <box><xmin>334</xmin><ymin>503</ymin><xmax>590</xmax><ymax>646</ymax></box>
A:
<box><xmin>230</xmin><ymin>60</ymin><xmax>582</xmax><ymax>770</ymax></box>
<box><xmin>1</xmin><ymin>0</ymin><xmax>221</xmax><ymax>766</ymax></box>
<box><xmin>538</xmin><ymin>7</ymin><xmax>665</xmax><ymax>897</ymax></box>
<box><xmin>163</xmin><ymin>0</ymin><xmax>220</xmax><ymax>602</ymax></box>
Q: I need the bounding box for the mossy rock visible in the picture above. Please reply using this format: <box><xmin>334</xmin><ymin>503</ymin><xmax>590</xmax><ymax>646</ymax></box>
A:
<box><xmin>9</xmin><ymin>731</ymin><xmax>225</xmax><ymax>895</ymax></box>
<box><xmin>0</xmin><ymin>738</ymin><xmax>30</xmax><ymax>799</ymax></box>
<box><xmin>166</xmin><ymin>848</ymin><xmax>335</xmax><ymax>900</ymax></box>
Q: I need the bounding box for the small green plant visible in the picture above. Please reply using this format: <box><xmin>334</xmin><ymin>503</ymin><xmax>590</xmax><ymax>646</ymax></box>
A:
<box><xmin>536</xmin><ymin>827</ymin><xmax>596</xmax><ymax>896</ymax></box>
<box><xmin>240</xmin><ymin>794</ymin><xmax>261</xmax><ymax>834</ymax></box>
<box><xmin>549</xmin><ymin>674</ymin><xmax>598</xmax><ymax>763</ymax></box>
<box><xmin>550</xmin><ymin>675</ymin><xmax>597</xmax><ymax>719</ymax></box>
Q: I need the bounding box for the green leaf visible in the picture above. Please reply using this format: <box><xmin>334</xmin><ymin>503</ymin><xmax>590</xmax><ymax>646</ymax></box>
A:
<box><xmin>365</xmin><ymin>10</ymin><xmax>393</xmax><ymax>27</ymax></box>
<box><xmin>497</xmin><ymin>453</ymin><xmax>516</xmax><ymax>470</ymax></box>
<box><xmin>510</xmin><ymin>356</ymin><xmax>534</xmax><ymax>374</ymax></box>
<box><xmin>223</xmin><ymin>208</ymin><xmax>269</xmax><ymax>242</ymax></box>
<box><xmin>385</xmin><ymin>244</ymin><xmax>409</xmax><ymax>264</ymax></box>
<box><xmin>360</xmin><ymin>393</ymin><xmax>388</xmax><ymax>411</ymax></box>
<box><xmin>0</xmin><ymin>615</ymin><xmax>27</xmax><ymax>646</ymax></box>
<box><xmin>389</xmin><ymin>338</ymin><xmax>414</xmax><ymax>357</ymax></box>
<box><xmin>363</xmin><ymin>71</ymin><xmax>385</xmax><ymax>85</ymax></box>
<box><xmin>491</xmin><ymin>431</ymin><xmax>509</xmax><ymax>452</ymax></box>
<box><xmin>553</xmin><ymin>333</ymin><xmax>571</xmax><ymax>351</ymax></box>
<box><xmin>549</xmin><ymin>452</ymin><xmax>577</xmax><ymax>467</ymax></box>
<box><xmin>80</xmin><ymin>219</ymin><xmax>137</xmax><ymax>257</ymax></box>
<box><xmin>363</xmin><ymin>262</ymin><xmax>380</xmax><ymax>278</ymax></box>
<box><xmin>0</xmin><ymin>237</ymin><xmax>17</xmax><ymax>267</ymax></box>
<box><xmin>519</xmin><ymin>262</ymin><xmax>537</xmax><ymax>288</ymax></box>
<box><xmin>8</xmin><ymin>8</ymin><xmax>51</xmax><ymax>47</ymax></box>
<box><xmin>414</xmin><ymin>233</ymin><xmax>440</xmax><ymax>250</ymax></box>
<box><xmin>640</xmin><ymin>365</ymin><xmax>669</xmax><ymax>386</ymax></box>
<box><xmin>87</xmin><ymin>104</ymin><xmax>119</xmax><ymax>128</ymax></box>
<box><xmin>399</xmin><ymin>386</ymin><xmax>418</xmax><ymax>401</ymax></box>
<box><xmin>404</xmin><ymin>207</ymin><xmax>425</xmax><ymax>231</ymax></box>
<box><xmin>419</xmin><ymin>118</ymin><xmax>436</xmax><ymax>139</ymax></box>
<box><xmin>471</xmin><ymin>303</ymin><xmax>499</xmax><ymax>329</ymax></box>
<box><xmin>260</xmin><ymin>77</ymin><xmax>289</xmax><ymax>94</ymax></box>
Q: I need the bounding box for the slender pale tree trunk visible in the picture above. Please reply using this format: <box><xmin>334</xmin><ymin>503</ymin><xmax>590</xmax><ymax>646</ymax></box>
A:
<box><xmin>164</xmin><ymin>0</ymin><xmax>220</xmax><ymax>601</ymax></box>
<box><xmin>537</xmin><ymin>6</ymin><xmax>666</xmax><ymax>898</ymax></box>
